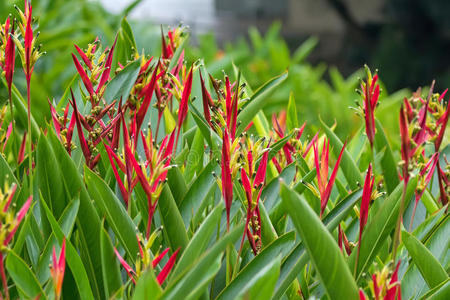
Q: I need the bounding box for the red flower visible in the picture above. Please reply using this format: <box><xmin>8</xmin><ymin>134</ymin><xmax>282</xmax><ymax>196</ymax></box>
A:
<box><xmin>221</xmin><ymin>129</ymin><xmax>233</xmax><ymax>230</ymax></box>
<box><xmin>313</xmin><ymin>138</ymin><xmax>346</xmax><ymax>217</ymax></box>
<box><xmin>3</xmin><ymin>17</ymin><xmax>15</xmax><ymax>94</ymax></box>
<box><xmin>361</xmin><ymin>72</ymin><xmax>380</xmax><ymax>147</ymax></box>
<box><xmin>50</xmin><ymin>239</ymin><xmax>66</xmax><ymax>300</ymax></box>
<box><xmin>175</xmin><ymin>66</ymin><xmax>193</xmax><ymax>149</ymax></box>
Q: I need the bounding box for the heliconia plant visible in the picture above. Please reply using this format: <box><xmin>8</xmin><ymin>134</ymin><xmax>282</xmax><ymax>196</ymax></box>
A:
<box><xmin>0</xmin><ymin>1</ymin><xmax>448</xmax><ymax>300</ymax></box>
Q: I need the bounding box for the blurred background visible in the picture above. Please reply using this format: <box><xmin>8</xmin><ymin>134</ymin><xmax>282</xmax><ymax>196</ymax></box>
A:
<box><xmin>1</xmin><ymin>0</ymin><xmax>449</xmax><ymax>140</ymax></box>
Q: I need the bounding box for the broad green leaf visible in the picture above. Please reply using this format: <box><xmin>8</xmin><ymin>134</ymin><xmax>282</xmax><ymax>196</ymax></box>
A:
<box><xmin>348</xmin><ymin>177</ymin><xmax>418</xmax><ymax>281</ymax></box>
<box><xmin>292</xmin><ymin>36</ymin><xmax>318</xmax><ymax>64</ymax></box>
<box><xmin>179</xmin><ymin>160</ymin><xmax>219</xmax><ymax>228</ymax></box>
<box><xmin>167</xmin><ymin>166</ymin><xmax>187</xmax><ymax>204</ymax></box>
<box><xmin>420</xmin><ymin>279</ymin><xmax>450</xmax><ymax>300</ymax></box>
<box><xmin>320</xmin><ymin>118</ymin><xmax>362</xmax><ymax>190</ymax></box>
<box><xmin>217</xmin><ymin>232</ymin><xmax>295</xmax><ymax>300</ymax></box>
<box><xmin>402</xmin><ymin>230</ymin><xmax>448</xmax><ymax>289</ymax></box>
<box><xmin>374</xmin><ymin>119</ymin><xmax>399</xmax><ymax>193</ymax></box>
<box><xmin>85</xmin><ymin>167</ymin><xmax>139</xmax><ymax>261</ymax></box>
<box><xmin>100</xmin><ymin>223</ymin><xmax>123</xmax><ymax>299</ymax></box>
<box><xmin>103</xmin><ymin>59</ymin><xmax>141</xmax><ymax>104</ymax></box>
<box><xmin>236</xmin><ymin>255</ymin><xmax>281</xmax><ymax>300</ymax></box>
<box><xmin>0</xmin><ymin>153</ymin><xmax>17</xmax><ymax>185</ymax></box>
<box><xmin>237</xmin><ymin>71</ymin><xmax>288</xmax><ymax>135</ymax></box>
<box><xmin>5</xmin><ymin>250</ymin><xmax>47</xmax><ymax>300</ymax></box>
<box><xmin>132</xmin><ymin>269</ymin><xmax>162</xmax><ymax>300</ymax></box>
<box><xmin>286</xmin><ymin>92</ymin><xmax>298</xmax><ymax>131</ymax></box>
<box><xmin>41</xmin><ymin>198</ymin><xmax>95</xmax><ymax>300</ymax></box>
<box><xmin>36</xmin><ymin>133</ymin><xmax>67</xmax><ymax>220</ymax></box>
<box><xmin>172</xmin><ymin>202</ymin><xmax>224</xmax><ymax>277</ymax></box>
<box><xmin>402</xmin><ymin>214</ymin><xmax>450</xmax><ymax>299</ymax></box>
<box><xmin>162</xmin><ymin>224</ymin><xmax>244</xmax><ymax>299</ymax></box>
<box><xmin>184</xmin><ymin>128</ymin><xmax>204</xmax><ymax>183</ymax></box>
<box><xmin>158</xmin><ymin>185</ymin><xmax>189</xmax><ymax>251</ymax></box>
<box><xmin>274</xmin><ymin>188</ymin><xmax>362</xmax><ymax>299</ymax></box>
<box><xmin>280</xmin><ymin>183</ymin><xmax>359</xmax><ymax>300</ymax></box>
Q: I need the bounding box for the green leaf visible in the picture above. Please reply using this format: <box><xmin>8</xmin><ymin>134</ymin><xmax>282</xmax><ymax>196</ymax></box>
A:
<box><xmin>158</xmin><ymin>185</ymin><xmax>189</xmax><ymax>251</ymax></box>
<box><xmin>236</xmin><ymin>255</ymin><xmax>281</xmax><ymax>300</ymax></box>
<box><xmin>40</xmin><ymin>198</ymin><xmax>95</xmax><ymax>300</ymax></box>
<box><xmin>320</xmin><ymin>117</ymin><xmax>362</xmax><ymax>190</ymax></box>
<box><xmin>172</xmin><ymin>202</ymin><xmax>224</xmax><ymax>278</ymax></box>
<box><xmin>217</xmin><ymin>232</ymin><xmax>295</xmax><ymax>300</ymax></box>
<box><xmin>402</xmin><ymin>214</ymin><xmax>450</xmax><ymax>299</ymax></box>
<box><xmin>132</xmin><ymin>269</ymin><xmax>162</xmax><ymax>300</ymax></box>
<box><xmin>36</xmin><ymin>133</ymin><xmax>67</xmax><ymax>220</ymax></box>
<box><xmin>420</xmin><ymin>279</ymin><xmax>450</xmax><ymax>300</ymax></box>
<box><xmin>292</xmin><ymin>36</ymin><xmax>318</xmax><ymax>64</ymax></box>
<box><xmin>374</xmin><ymin>119</ymin><xmax>399</xmax><ymax>193</ymax></box>
<box><xmin>84</xmin><ymin>167</ymin><xmax>139</xmax><ymax>261</ymax></box>
<box><xmin>348</xmin><ymin>177</ymin><xmax>418</xmax><ymax>281</ymax></box>
<box><xmin>162</xmin><ymin>224</ymin><xmax>244</xmax><ymax>300</ymax></box>
<box><xmin>280</xmin><ymin>183</ymin><xmax>359</xmax><ymax>300</ymax></box>
<box><xmin>237</xmin><ymin>71</ymin><xmax>288</xmax><ymax>135</ymax></box>
<box><xmin>0</xmin><ymin>153</ymin><xmax>17</xmax><ymax>185</ymax></box>
<box><xmin>5</xmin><ymin>250</ymin><xmax>47</xmax><ymax>300</ymax></box>
<box><xmin>103</xmin><ymin>59</ymin><xmax>141</xmax><ymax>104</ymax></box>
<box><xmin>286</xmin><ymin>92</ymin><xmax>298</xmax><ymax>131</ymax></box>
<box><xmin>179</xmin><ymin>160</ymin><xmax>219</xmax><ymax>228</ymax></box>
<box><xmin>100</xmin><ymin>223</ymin><xmax>123</xmax><ymax>299</ymax></box>
<box><xmin>402</xmin><ymin>230</ymin><xmax>448</xmax><ymax>289</ymax></box>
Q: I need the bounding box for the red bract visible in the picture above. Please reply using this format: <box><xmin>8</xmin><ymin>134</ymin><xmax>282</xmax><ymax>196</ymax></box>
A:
<box><xmin>135</xmin><ymin>61</ymin><xmax>159</xmax><ymax>139</ymax></box>
<box><xmin>399</xmin><ymin>104</ymin><xmax>410</xmax><ymax>183</ymax></box>
<box><xmin>72</xmin><ymin>53</ymin><xmax>94</xmax><ymax>99</ymax></box>
<box><xmin>175</xmin><ymin>66</ymin><xmax>193</xmax><ymax>150</ymax></box>
<box><xmin>50</xmin><ymin>239</ymin><xmax>66</xmax><ymax>300</ymax></box>
<box><xmin>115</xmin><ymin>235</ymin><xmax>179</xmax><ymax>286</ymax></box>
<box><xmin>313</xmin><ymin>138</ymin><xmax>346</xmax><ymax>218</ymax></box>
<box><xmin>24</xmin><ymin>0</ymin><xmax>33</xmax><ymax>82</ymax></box>
<box><xmin>96</xmin><ymin>37</ymin><xmax>117</xmax><ymax>94</ymax></box>
<box><xmin>361</xmin><ymin>72</ymin><xmax>380</xmax><ymax>147</ymax></box>
<box><xmin>4</xmin><ymin>18</ymin><xmax>15</xmax><ymax>94</ymax></box>
<box><xmin>200</xmin><ymin>71</ymin><xmax>213</xmax><ymax>127</ymax></box>
<box><xmin>221</xmin><ymin>128</ymin><xmax>233</xmax><ymax>230</ymax></box>
<box><xmin>410</xmin><ymin>153</ymin><xmax>439</xmax><ymax>227</ymax></box>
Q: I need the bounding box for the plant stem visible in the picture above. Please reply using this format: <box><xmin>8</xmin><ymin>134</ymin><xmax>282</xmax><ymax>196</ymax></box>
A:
<box><xmin>7</xmin><ymin>89</ymin><xmax>18</xmax><ymax>166</ymax></box>
<box><xmin>26</xmin><ymin>81</ymin><xmax>33</xmax><ymax>197</ymax></box>
<box><xmin>392</xmin><ymin>182</ymin><xmax>407</xmax><ymax>262</ymax></box>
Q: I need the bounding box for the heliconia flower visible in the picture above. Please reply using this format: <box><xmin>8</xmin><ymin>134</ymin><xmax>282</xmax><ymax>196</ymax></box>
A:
<box><xmin>4</xmin><ymin>18</ymin><xmax>16</xmax><ymax>94</ymax></box>
<box><xmin>114</xmin><ymin>240</ymin><xmax>179</xmax><ymax>286</ymax></box>
<box><xmin>356</xmin><ymin>164</ymin><xmax>374</xmax><ymax>269</ymax></box>
<box><xmin>362</xmin><ymin>261</ymin><xmax>402</xmax><ymax>300</ymax></box>
<box><xmin>385</xmin><ymin>262</ymin><xmax>402</xmax><ymax>300</ymax></box>
<box><xmin>18</xmin><ymin>131</ymin><xmax>28</xmax><ymax>164</ymax></box>
<box><xmin>313</xmin><ymin>138</ymin><xmax>346</xmax><ymax>217</ymax></box>
<box><xmin>3</xmin><ymin>195</ymin><xmax>32</xmax><ymax>247</ymax></box>
<box><xmin>1</xmin><ymin>123</ymin><xmax>12</xmax><ymax>152</ymax></box>
<box><xmin>156</xmin><ymin>248</ymin><xmax>179</xmax><ymax>285</ymax></box>
<box><xmin>399</xmin><ymin>105</ymin><xmax>410</xmax><ymax>183</ymax></box>
<box><xmin>200</xmin><ymin>71</ymin><xmax>213</xmax><ymax>127</ymax></box>
<box><xmin>434</xmin><ymin>96</ymin><xmax>449</xmax><ymax>151</ymax></box>
<box><xmin>114</xmin><ymin>248</ymin><xmax>136</xmax><ymax>284</ymax></box>
<box><xmin>410</xmin><ymin>153</ymin><xmax>439</xmax><ymax>227</ymax></box>
<box><xmin>175</xmin><ymin>66</ymin><xmax>193</xmax><ymax>150</ymax></box>
<box><xmin>361</xmin><ymin>71</ymin><xmax>380</xmax><ymax>147</ymax></box>
<box><xmin>302</xmin><ymin>132</ymin><xmax>318</xmax><ymax>158</ymax></box>
<box><xmin>74</xmin><ymin>44</ymin><xmax>92</xmax><ymax>70</ymax></box>
<box><xmin>72</xmin><ymin>53</ymin><xmax>94</xmax><ymax>99</ymax></box>
<box><xmin>70</xmin><ymin>89</ymin><xmax>92</xmax><ymax>166</ymax></box>
<box><xmin>135</xmin><ymin>61</ymin><xmax>159</xmax><ymax>138</ymax></box>
<box><xmin>161</xmin><ymin>27</ymin><xmax>173</xmax><ymax>59</ymax></box>
<box><xmin>221</xmin><ymin>128</ymin><xmax>233</xmax><ymax>230</ymax></box>
<box><xmin>338</xmin><ymin>224</ymin><xmax>352</xmax><ymax>256</ymax></box>
<box><xmin>50</xmin><ymin>238</ymin><xmax>66</xmax><ymax>300</ymax></box>
<box><xmin>105</xmin><ymin>144</ymin><xmax>129</xmax><ymax>206</ymax></box>
<box><xmin>24</xmin><ymin>0</ymin><xmax>33</xmax><ymax>82</ymax></box>
<box><xmin>96</xmin><ymin>36</ymin><xmax>117</xmax><ymax>94</ymax></box>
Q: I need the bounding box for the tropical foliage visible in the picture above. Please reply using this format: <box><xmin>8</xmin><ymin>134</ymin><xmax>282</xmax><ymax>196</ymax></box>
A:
<box><xmin>0</xmin><ymin>1</ymin><xmax>449</xmax><ymax>300</ymax></box>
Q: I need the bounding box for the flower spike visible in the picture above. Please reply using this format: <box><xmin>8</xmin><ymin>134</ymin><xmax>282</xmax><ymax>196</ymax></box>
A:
<box><xmin>175</xmin><ymin>66</ymin><xmax>193</xmax><ymax>150</ymax></box>
<box><xmin>50</xmin><ymin>238</ymin><xmax>66</xmax><ymax>300</ymax></box>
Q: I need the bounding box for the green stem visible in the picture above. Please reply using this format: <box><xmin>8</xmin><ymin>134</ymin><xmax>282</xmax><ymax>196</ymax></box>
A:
<box><xmin>8</xmin><ymin>89</ymin><xmax>19</xmax><ymax>167</ymax></box>
<box><xmin>26</xmin><ymin>80</ymin><xmax>33</xmax><ymax>197</ymax></box>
